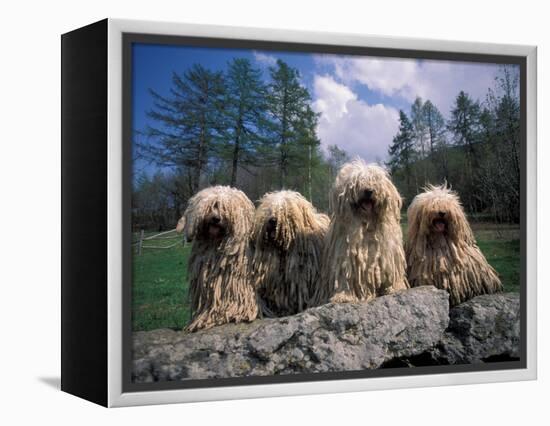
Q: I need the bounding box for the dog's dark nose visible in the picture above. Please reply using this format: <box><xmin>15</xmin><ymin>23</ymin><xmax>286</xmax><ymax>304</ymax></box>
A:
<box><xmin>438</xmin><ymin>211</ymin><xmax>446</xmax><ymax>218</ymax></box>
<box><xmin>364</xmin><ymin>190</ymin><xmax>373</xmax><ymax>198</ymax></box>
<box><xmin>268</xmin><ymin>217</ymin><xmax>277</xmax><ymax>225</ymax></box>
<box><xmin>211</xmin><ymin>216</ymin><xmax>221</xmax><ymax>224</ymax></box>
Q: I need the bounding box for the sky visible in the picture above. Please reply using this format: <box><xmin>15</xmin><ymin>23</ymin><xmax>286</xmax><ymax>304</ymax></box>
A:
<box><xmin>132</xmin><ymin>42</ymin><xmax>517</xmax><ymax>168</ymax></box>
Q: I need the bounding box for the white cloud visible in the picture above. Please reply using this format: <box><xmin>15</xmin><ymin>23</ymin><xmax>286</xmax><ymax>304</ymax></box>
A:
<box><xmin>330</xmin><ymin>56</ymin><xmax>418</xmax><ymax>100</ymax></box>
<box><xmin>312</xmin><ymin>75</ymin><xmax>399</xmax><ymax>163</ymax></box>
<box><xmin>252</xmin><ymin>51</ymin><xmax>277</xmax><ymax>66</ymax></box>
<box><xmin>312</xmin><ymin>75</ymin><xmax>356</xmax><ymax>121</ymax></box>
<box><xmin>316</xmin><ymin>55</ymin><xmax>503</xmax><ymax>116</ymax></box>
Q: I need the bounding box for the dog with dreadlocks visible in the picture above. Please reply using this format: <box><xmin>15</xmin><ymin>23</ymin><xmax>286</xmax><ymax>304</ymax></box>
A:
<box><xmin>314</xmin><ymin>159</ymin><xmax>409</xmax><ymax>304</ymax></box>
<box><xmin>251</xmin><ymin>190</ymin><xmax>329</xmax><ymax>316</ymax></box>
<box><xmin>182</xmin><ymin>185</ymin><xmax>259</xmax><ymax>332</ymax></box>
<box><xmin>405</xmin><ymin>184</ymin><xmax>502</xmax><ymax>306</ymax></box>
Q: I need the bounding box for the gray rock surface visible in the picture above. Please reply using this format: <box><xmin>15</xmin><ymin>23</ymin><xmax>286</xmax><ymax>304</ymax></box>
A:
<box><xmin>379</xmin><ymin>292</ymin><xmax>521</xmax><ymax>367</ymax></box>
<box><xmin>132</xmin><ymin>287</ymin><xmax>520</xmax><ymax>382</ymax></box>
<box><xmin>133</xmin><ymin>286</ymin><xmax>449</xmax><ymax>382</ymax></box>
<box><xmin>438</xmin><ymin>292</ymin><xmax>520</xmax><ymax>364</ymax></box>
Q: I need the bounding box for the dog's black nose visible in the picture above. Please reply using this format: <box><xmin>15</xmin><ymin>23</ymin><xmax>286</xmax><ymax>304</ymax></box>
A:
<box><xmin>438</xmin><ymin>211</ymin><xmax>446</xmax><ymax>217</ymax></box>
<box><xmin>364</xmin><ymin>190</ymin><xmax>373</xmax><ymax>198</ymax></box>
<box><xmin>268</xmin><ymin>217</ymin><xmax>277</xmax><ymax>225</ymax></box>
<box><xmin>211</xmin><ymin>216</ymin><xmax>221</xmax><ymax>224</ymax></box>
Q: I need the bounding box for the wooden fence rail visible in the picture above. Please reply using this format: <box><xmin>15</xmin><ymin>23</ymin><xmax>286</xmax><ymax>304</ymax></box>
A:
<box><xmin>133</xmin><ymin>228</ymin><xmax>185</xmax><ymax>254</ymax></box>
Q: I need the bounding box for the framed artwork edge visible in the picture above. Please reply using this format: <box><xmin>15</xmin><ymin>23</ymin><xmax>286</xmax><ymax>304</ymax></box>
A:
<box><xmin>63</xmin><ymin>17</ymin><xmax>538</xmax><ymax>408</ymax></box>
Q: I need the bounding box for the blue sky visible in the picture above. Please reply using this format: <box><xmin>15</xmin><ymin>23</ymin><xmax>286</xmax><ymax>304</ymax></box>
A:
<box><xmin>132</xmin><ymin>42</ymin><xmax>517</xmax><ymax>170</ymax></box>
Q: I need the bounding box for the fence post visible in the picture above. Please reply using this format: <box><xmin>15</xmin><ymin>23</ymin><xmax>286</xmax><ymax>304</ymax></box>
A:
<box><xmin>138</xmin><ymin>229</ymin><xmax>144</xmax><ymax>255</ymax></box>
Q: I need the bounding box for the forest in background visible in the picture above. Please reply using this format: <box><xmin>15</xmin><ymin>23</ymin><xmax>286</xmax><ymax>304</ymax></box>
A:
<box><xmin>132</xmin><ymin>58</ymin><xmax>520</xmax><ymax>231</ymax></box>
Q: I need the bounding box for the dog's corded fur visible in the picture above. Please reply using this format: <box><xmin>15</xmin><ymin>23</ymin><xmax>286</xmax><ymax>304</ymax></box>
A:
<box><xmin>251</xmin><ymin>190</ymin><xmax>329</xmax><ymax>316</ymax></box>
<box><xmin>175</xmin><ymin>215</ymin><xmax>186</xmax><ymax>233</ymax></box>
<box><xmin>183</xmin><ymin>185</ymin><xmax>258</xmax><ymax>332</ymax></box>
<box><xmin>314</xmin><ymin>159</ymin><xmax>409</xmax><ymax>304</ymax></box>
<box><xmin>406</xmin><ymin>184</ymin><xmax>503</xmax><ymax>306</ymax></box>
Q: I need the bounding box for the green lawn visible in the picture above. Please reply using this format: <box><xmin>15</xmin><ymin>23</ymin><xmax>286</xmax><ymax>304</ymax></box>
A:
<box><xmin>132</xmin><ymin>223</ymin><xmax>520</xmax><ymax>331</ymax></box>
<box><xmin>472</xmin><ymin>224</ymin><xmax>520</xmax><ymax>293</ymax></box>
<box><xmin>132</xmin><ymin>236</ymin><xmax>191</xmax><ymax>331</ymax></box>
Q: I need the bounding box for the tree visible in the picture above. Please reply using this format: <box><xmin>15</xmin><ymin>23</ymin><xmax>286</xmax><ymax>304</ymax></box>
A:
<box><xmin>266</xmin><ymin>60</ymin><xmax>316</xmax><ymax>188</ymax></box>
<box><xmin>422</xmin><ymin>100</ymin><xmax>448</xmax><ymax>181</ymax></box>
<box><xmin>141</xmin><ymin>64</ymin><xmax>226</xmax><ymax>193</ymax></box>
<box><xmin>447</xmin><ymin>91</ymin><xmax>483</xmax><ymax>212</ymax></box>
<box><xmin>477</xmin><ymin>65</ymin><xmax>521</xmax><ymax>222</ymax></box>
<box><xmin>447</xmin><ymin>91</ymin><xmax>481</xmax><ymax>155</ymax></box>
<box><xmin>491</xmin><ymin>65</ymin><xmax>521</xmax><ymax>182</ymax></box>
<box><xmin>387</xmin><ymin>110</ymin><xmax>416</xmax><ymax>195</ymax></box>
<box><xmin>132</xmin><ymin>171</ymin><xmax>180</xmax><ymax>231</ymax></box>
<box><xmin>422</xmin><ymin>100</ymin><xmax>446</xmax><ymax>154</ymax></box>
<box><xmin>326</xmin><ymin>144</ymin><xmax>350</xmax><ymax>179</ymax></box>
<box><xmin>294</xmin><ymin>107</ymin><xmax>321</xmax><ymax>200</ymax></box>
<box><xmin>220</xmin><ymin>58</ymin><xmax>268</xmax><ymax>186</ymax></box>
<box><xmin>411</xmin><ymin>97</ymin><xmax>428</xmax><ymax>158</ymax></box>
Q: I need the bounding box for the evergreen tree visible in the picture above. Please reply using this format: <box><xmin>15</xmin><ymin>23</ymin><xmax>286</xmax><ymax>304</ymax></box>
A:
<box><xmin>266</xmin><ymin>59</ymin><xmax>316</xmax><ymax>188</ymax></box>
<box><xmin>447</xmin><ymin>91</ymin><xmax>483</xmax><ymax>211</ymax></box>
<box><xmin>422</xmin><ymin>100</ymin><xmax>448</xmax><ymax>181</ymax></box>
<box><xmin>220</xmin><ymin>58</ymin><xmax>268</xmax><ymax>186</ymax></box>
<box><xmin>411</xmin><ymin>97</ymin><xmax>428</xmax><ymax>158</ymax></box>
<box><xmin>294</xmin><ymin>107</ymin><xmax>321</xmax><ymax>200</ymax></box>
<box><xmin>422</xmin><ymin>100</ymin><xmax>446</xmax><ymax>154</ymax></box>
<box><xmin>142</xmin><ymin>64</ymin><xmax>226</xmax><ymax>192</ymax></box>
<box><xmin>447</xmin><ymin>91</ymin><xmax>481</xmax><ymax>155</ymax></box>
<box><xmin>387</xmin><ymin>110</ymin><xmax>416</xmax><ymax>191</ymax></box>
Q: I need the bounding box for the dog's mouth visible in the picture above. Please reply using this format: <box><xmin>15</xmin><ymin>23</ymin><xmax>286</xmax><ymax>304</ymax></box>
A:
<box><xmin>432</xmin><ymin>218</ymin><xmax>447</xmax><ymax>233</ymax></box>
<box><xmin>209</xmin><ymin>224</ymin><xmax>223</xmax><ymax>237</ymax></box>
<box><xmin>360</xmin><ymin>199</ymin><xmax>375</xmax><ymax>212</ymax></box>
<box><xmin>206</xmin><ymin>217</ymin><xmax>226</xmax><ymax>239</ymax></box>
<box><xmin>265</xmin><ymin>218</ymin><xmax>278</xmax><ymax>241</ymax></box>
<box><xmin>355</xmin><ymin>190</ymin><xmax>376</xmax><ymax>215</ymax></box>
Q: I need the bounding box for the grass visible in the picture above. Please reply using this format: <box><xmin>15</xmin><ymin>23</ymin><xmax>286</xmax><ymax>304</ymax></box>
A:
<box><xmin>132</xmin><ymin>222</ymin><xmax>520</xmax><ymax>332</ymax></box>
<box><xmin>132</xmin><ymin>234</ymin><xmax>191</xmax><ymax>331</ymax></box>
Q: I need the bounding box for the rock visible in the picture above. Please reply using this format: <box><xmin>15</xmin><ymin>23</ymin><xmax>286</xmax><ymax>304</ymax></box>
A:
<box><xmin>132</xmin><ymin>288</ymin><xmax>520</xmax><ymax>382</ymax></box>
<box><xmin>437</xmin><ymin>292</ymin><xmax>521</xmax><ymax>364</ymax></box>
<box><xmin>133</xmin><ymin>286</ymin><xmax>449</xmax><ymax>382</ymax></box>
<box><xmin>384</xmin><ymin>292</ymin><xmax>520</xmax><ymax>367</ymax></box>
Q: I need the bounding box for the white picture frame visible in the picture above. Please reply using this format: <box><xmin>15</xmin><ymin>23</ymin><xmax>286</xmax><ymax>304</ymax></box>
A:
<box><xmin>61</xmin><ymin>18</ymin><xmax>537</xmax><ymax>407</ymax></box>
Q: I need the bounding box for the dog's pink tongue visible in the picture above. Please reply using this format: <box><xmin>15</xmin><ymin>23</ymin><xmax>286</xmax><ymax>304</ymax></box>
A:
<box><xmin>435</xmin><ymin>222</ymin><xmax>445</xmax><ymax>232</ymax></box>
<box><xmin>361</xmin><ymin>201</ymin><xmax>373</xmax><ymax>211</ymax></box>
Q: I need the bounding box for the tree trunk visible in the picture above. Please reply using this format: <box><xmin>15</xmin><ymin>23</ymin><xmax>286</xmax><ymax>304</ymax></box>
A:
<box><xmin>194</xmin><ymin>112</ymin><xmax>208</xmax><ymax>192</ymax></box>
<box><xmin>230</xmin><ymin>122</ymin><xmax>242</xmax><ymax>187</ymax></box>
<box><xmin>279</xmin><ymin>87</ymin><xmax>289</xmax><ymax>189</ymax></box>
<box><xmin>186</xmin><ymin>168</ymin><xmax>194</xmax><ymax>196</ymax></box>
<box><xmin>307</xmin><ymin>145</ymin><xmax>312</xmax><ymax>201</ymax></box>
<box><xmin>194</xmin><ymin>137</ymin><xmax>205</xmax><ymax>192</ymax></box>
<box><xmin>280</xmin><ymin>145</ymin><xmax>287</xmax><ymax>189</ymax></box>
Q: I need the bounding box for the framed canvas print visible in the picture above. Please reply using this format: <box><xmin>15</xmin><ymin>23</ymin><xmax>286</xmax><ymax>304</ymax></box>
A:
<box><xmin>61</xmin><ymin>18</ymin><xmax>537</xmax><ymax>407</ymax></box>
